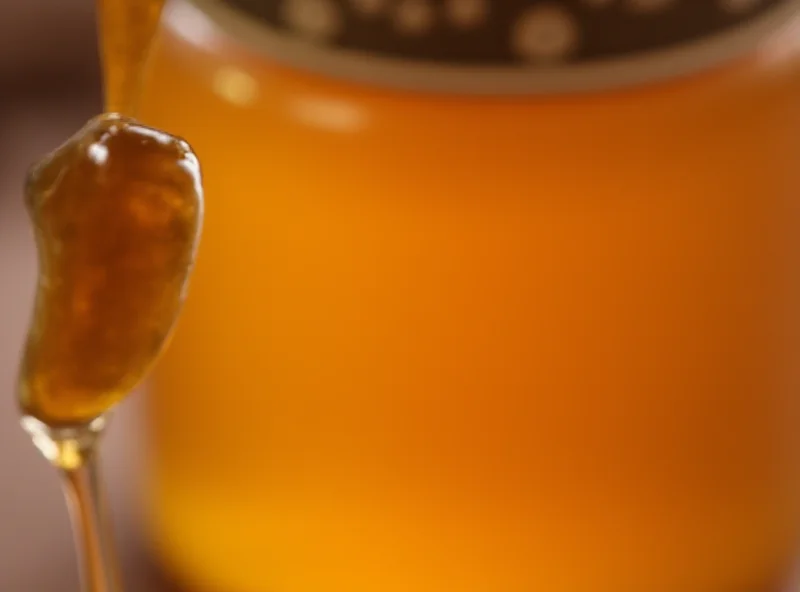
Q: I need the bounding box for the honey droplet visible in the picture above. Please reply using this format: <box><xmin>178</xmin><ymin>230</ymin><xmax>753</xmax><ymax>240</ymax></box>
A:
<box><xmin>18</xmin><ymin>114</ymin><xmax>204</xmax><ymax>426</ymax></box>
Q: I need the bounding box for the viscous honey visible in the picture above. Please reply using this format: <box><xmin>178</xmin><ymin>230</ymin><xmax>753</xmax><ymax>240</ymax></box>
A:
<box><xmin>15</xmin><ymin>1</ymin><xmax>203</xmax><ymax>591</ymax></box>
<box><xmin>19</xmin><ymin>114</ymin><xmax>202</xmax><ymax>426</ymax></box>
<box><xmin>96</xmin><ymin>0</ymin><xmax>167</xmax><ymax>116</ymax></box>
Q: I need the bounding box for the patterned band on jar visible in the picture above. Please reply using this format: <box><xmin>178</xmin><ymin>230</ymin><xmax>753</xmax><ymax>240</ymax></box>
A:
<box><xmin>184</xmin><ymin>0</ymin><xmax>800</xmax><ymax>93</ymax></box>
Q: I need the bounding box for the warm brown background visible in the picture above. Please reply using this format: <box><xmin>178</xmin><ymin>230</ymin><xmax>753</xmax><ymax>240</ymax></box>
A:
<box><xmin>0</xmin><ymin>2</ymin><xmax>175</xmax><ymax>590</ymax></box>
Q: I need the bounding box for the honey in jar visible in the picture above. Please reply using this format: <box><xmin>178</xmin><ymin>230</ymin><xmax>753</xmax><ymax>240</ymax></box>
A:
<box><xmin>138</xmin><ymin>1</ymin><xmax>800</xmax><ymax>591</ymax></box>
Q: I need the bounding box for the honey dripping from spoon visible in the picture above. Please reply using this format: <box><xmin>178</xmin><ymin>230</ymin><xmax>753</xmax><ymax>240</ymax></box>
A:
<box><xmin>16</xmin><ymin>2</ymin><xmax>204</xmax><ymax>591</ymax></box>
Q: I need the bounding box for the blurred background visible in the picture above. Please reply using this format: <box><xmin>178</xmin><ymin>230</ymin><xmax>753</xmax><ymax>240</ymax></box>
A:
<box><xmin>0</xmin><ymin>1</ymin><xmax>169</xmax><ymax>589</ymax></box>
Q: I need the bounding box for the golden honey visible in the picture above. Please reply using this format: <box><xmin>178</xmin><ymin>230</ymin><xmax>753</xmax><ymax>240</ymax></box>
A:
<box><xmin>96</xmin><ymin>0</ymin><xmax>167</xmax><ymax>115</ymax></box>
<box><xmin>19</xmin><ymin>115</ymin><xmax>203</xmax><ymax>425</ymax></box>
<box><xmin>139</xmin><ymin>1</ymin><xmax>800</xmax><ymax>591</ymax></box>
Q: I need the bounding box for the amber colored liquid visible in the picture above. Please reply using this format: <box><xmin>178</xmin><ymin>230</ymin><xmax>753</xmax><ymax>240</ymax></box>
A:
<box><xmin>18</xmin><ymin>115</ymin><xmax>202</xmax><ymax>426</ymax></box>
<box><xmin>16</xmin><ymin>3</ymin><xmax>202</xmax><ymax>591</ymax></box>
<box><xmin>96</xmin><ymin>0</ymin><xmax>167</xmax><ymax>115</ymax></box>
<box><xmin>18</xmin><ymin>0</ymin><xmax>200</xmax><ymax>426</ymax></box>
<box><xmin>140</xmin><ymin>7</ymin><xmax>800</xmax><ymax>592</ymax></box>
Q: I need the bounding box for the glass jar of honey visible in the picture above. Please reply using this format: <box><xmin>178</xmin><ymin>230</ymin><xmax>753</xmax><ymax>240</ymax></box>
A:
<box><xmin>139</xmin><ymin>1</ymin><xmax>800</xmax><ymax>591</ymax></box>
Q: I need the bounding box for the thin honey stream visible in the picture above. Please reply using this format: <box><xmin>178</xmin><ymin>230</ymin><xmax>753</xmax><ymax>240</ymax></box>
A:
<box><xmin>96</xmin><ymin>0</ymin><xmax>167</xmax><ymax>116</ymax></box>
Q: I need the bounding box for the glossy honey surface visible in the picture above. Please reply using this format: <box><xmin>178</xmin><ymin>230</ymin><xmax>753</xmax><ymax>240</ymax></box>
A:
<box><xmin>140</xmin><ymin>5</ymin><xmax>800</xmax><ymax>591</ymax></box>
<box><xmin>19</xmin><ymin>115</ymin><xmax>202</xmax><ymax>425</ymax></box>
